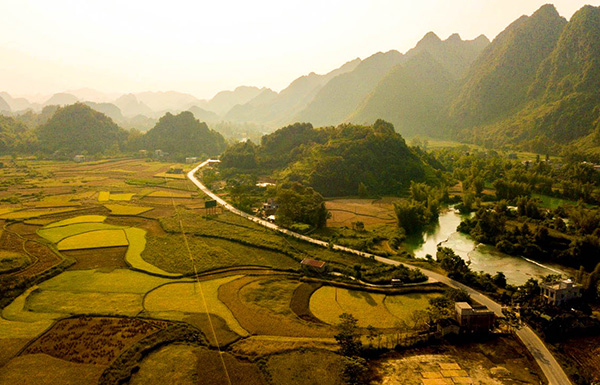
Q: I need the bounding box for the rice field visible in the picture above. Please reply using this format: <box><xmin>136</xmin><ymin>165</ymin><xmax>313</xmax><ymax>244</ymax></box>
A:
<box><xmin>37</xmin><ymin>269</ymin><xmax>173</xmax><ymax>294</ymax></box>
<box><xmin>0</xmin><ymin>208</ymin><xmax>78</xmax><ymax>219</ymax></box>
<box><xmin>39</xmin><ymin>222</ymin><xmax>124</xmax><ymax>243</ymax></box>
<box><xmin>143</xmin><ymin>276</ymin><xmax>248</xmax><ymax>336</ymax></box>
<box><xmin>57</xmin><ymin>229</ymin><xmax>130</xmax><ymax>250</ymax></box>
<box><xmin>98</xmin><ymin>192</ymin><xmax>135</xmax><ymax>202</ymax></box>
<box><xmin>124</xmin><ymin>228</ymin><xmax>181</xmax><ymax>277</ymax></box>
<box><xmin>26</xmin><ymin>290</ymin><xmax>144</xmax><ymax>317</ymax></box>
<box><xmin>146</xmin><ymin>190</ymin><xmax>193</xmax><ymax>198</ymax></box>
<box><xmin>46</xmin><ymin>215</ymin><xmax>106</xmax><ymax>228</ymax></box>
<box><xmin>309</xmin><ymin>286</ymin><xmax>438</xmax><ymax>328</ymax></box>
<box><xmin>104</xmin><ymin>204</ymin><xmax>153</xmax><ymax>216</ymax></box>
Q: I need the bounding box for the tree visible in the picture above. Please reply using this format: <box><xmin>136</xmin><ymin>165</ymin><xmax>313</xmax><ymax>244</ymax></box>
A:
<box><xmin>358</xmin><ymin>182</ymin><xmax>368</xmax><ymax>198</ymax></box>
<box><xmin>492</xmin><ymin>272</ymin><xmax>507</xmax><ymax>288</ymax></box>
<box><xmin>334</xmin><ymin>313</ymin><xmax>363</xmax><ymax>357</ymax></box>
<box><xmin>342</xmin><ymin>357</ymin><xmax>368</xmax><ymax>385</ymax></box>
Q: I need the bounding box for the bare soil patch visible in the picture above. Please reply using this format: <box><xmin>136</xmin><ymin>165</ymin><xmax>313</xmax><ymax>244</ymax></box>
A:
<box><xmin>371</xmin><ymin>336</ymin><xmax>543</xmax><ymax>385</ymax></box>
<box><xmin>326</xmin><ymin>198</ymin><xmax>397</xmax><ymax>227</ymax></box>
<box><xmin>560</xmin><ymin>335</ymin><xmax>600</xmax><ymax>384</ymax></box>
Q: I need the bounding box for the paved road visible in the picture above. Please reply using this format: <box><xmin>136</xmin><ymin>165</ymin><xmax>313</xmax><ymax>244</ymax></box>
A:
<box><xmin>188</xmin><ymin>160</ymin><xmax>572</xmax><ymax>385</ymax></box>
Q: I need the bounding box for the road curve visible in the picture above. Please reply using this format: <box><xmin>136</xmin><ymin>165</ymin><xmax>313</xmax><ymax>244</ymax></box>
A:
<box><xmin>188</xmin><ymin>160</ymin><xmax>572</xmax><ymax>385</ymax></box>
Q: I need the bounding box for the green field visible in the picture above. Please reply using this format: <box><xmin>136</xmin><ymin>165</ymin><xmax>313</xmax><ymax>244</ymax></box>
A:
<box><xmin>309</xmin><ymin>286</ymin><xmax>438</xmax><ymax>328</ymax></box>
<box><xmin>57</xmin><ymin>229</ymin><xmax>130</xmax><ymax>250</ymax></box>
<box><xmin>143</xmin><ymin>277</ymin><xmax>248</xmax><ymax>336</ymax></box>
<box><xmin>532</xmin><ymin>193</ymin><xmax>579</xmax><ymax>209</ymax></box>
<box><xmin>159</xmin><ymin>209</ymin><xmax>378</xmax><ymax>272</ymax></box>
<box><xmin>141</xmin><ymin>233</ymin><xmax>298</xmax><ymax>274</ymax></box>
<box><xmin>37</xmin><ymin>269</ymin><xmax>173</xmax><ymax>294</ymax></box>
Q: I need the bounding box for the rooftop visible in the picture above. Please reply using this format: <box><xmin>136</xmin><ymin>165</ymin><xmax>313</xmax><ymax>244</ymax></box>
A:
<box><xmin>301</xmin><ymin>258</ymin><xmax>326</xmax><ymax>268</ymax></box>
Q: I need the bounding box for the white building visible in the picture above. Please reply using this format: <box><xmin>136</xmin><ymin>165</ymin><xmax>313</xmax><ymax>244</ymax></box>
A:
<box><xmin>540</xmin><ymin>279</ymin><xmax>582</xmax><ymax>306</ymax></box>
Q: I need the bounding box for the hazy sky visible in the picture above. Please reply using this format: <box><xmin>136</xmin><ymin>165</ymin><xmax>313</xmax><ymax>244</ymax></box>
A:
<box><xmin>1</xmin><ymin>0</ymin><xmax>599</xmax><ymax>100</ymax></box>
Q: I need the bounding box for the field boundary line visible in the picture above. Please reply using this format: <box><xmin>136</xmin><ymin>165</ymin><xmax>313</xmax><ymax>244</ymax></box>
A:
<box><xmin>167</xmin><ymin>177</ymin><xmax>232</xmax><ymax>385</ymax></box>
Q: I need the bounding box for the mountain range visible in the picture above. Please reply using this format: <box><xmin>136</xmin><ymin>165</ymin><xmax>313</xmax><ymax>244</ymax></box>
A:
<box><xmin>1</xmin><ymin>4</ymin><xmax>600</xmax><ymax>155</ymax></box>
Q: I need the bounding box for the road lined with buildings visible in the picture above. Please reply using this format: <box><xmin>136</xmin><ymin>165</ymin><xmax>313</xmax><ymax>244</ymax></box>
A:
<box><xmin>188</xmin><ymin>160</ymin><xmax>572</xmax><ymax>385</ymax></box>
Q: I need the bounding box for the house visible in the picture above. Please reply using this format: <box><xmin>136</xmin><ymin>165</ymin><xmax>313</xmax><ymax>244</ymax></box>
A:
<box><xmin>261</xmin><ymin>199</ymin><xmax>279</xmax><ymax>216</ymax></box>
<box><xmin>540</xmin><ymin>279</ymin><xmax>582</xmax><ymax>306</ymax></box>
<box><xmin>300</xmin><ymin>258</ymin><xmax>329</xmax><ymax>273</ymax></box>
<box><xmin>437</xmin><ymin>317</ymin><xmax>460</xmax><ymax>337</ymax></box>
<box><xmin>73</xmin><ymin>155</ymin><xmax>85</xmax><ymax>163</ymax></box>
<box><xmin>185</xmin><ymin>157</ymin><xmax>198</xmax><ymax>164</ymax></box>
<box><xmin>455</xmin><ymin>302</ymin><xmax>495</xmax><ymax>334</ymax></box>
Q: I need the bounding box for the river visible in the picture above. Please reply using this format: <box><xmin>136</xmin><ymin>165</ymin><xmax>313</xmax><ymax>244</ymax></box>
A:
<box><xmin>405</xmin><ymin>208</ymin><xmax>566</xmax><ymax>285</ymax></box>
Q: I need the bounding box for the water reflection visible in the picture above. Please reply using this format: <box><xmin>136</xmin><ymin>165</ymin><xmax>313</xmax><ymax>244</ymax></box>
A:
<box><xmin>405</xmin><ymin>208</ymin><xmax>566</xmax><ymax>285</ymax></box>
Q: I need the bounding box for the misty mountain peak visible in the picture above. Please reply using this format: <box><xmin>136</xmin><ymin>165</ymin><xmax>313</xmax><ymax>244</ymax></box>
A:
<box><xmin>532</xmin><ymin>3</ymin><xmax>561</xmax><ymax>20</ymax></box>
<box><xmin>445</xmin><ymin>33</ymin><xmax>462</xmax><ymax>42</ymax></box>
<box><xmin>416</xmin><ymin>32</ymin><xmax>442</xmax><ymax>48</ymax></box>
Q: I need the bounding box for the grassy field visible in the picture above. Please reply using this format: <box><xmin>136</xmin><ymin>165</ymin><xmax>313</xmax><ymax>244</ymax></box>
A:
<box><xmin>0</xmin><ymin>250</ymin><xmax>30</xmax><ymax>273</ymax></box>
<box><xmin>309</xmin><ymin>286</ymin><xmax>439</xmax><ymax>328</ymax></box>
<box><xmin>264</xmin><ymin>350</ymin><xmax>344</xmax><ymax>385</ymax></box>
<box><xmin>131</xmin><ymin>344</ymin><xmax>266</xmax><ymax>385</ymax></box>
<box><xmin>129</xmin><ymin>344</ymin><xmax>199</xmax><ymax>385</ymax></box>
<box><xmin>141</xmin><ymin>233</ymin><xmax>298</xmax><ymax>274</ymax></box>
<box><xmin>143</xmin><ymin>276</ymin><xmax>248</xmax><ymax>336</ymax></box>
<box><xmin>57</xmin><ymin>229</ymin><xmax>130</xmax><ymax>250</ymax></box>
<box><xmin>0</xmin><ymin>353</ymin><xmax>107</xmax><ymax>385</ymax></box>
<box><xmin>161</xmin><ymin>209</ymin><xmax>380</xmax><ymax>271</ymax></box>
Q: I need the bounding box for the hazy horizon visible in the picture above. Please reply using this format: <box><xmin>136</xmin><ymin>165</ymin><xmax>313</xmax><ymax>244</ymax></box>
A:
<box><xmin>2</xmin><ymin>0</ymin><xmax>599</xmax><ymax>101</ymax></box>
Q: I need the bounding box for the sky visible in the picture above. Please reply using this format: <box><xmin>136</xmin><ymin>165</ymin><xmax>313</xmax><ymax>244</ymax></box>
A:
<box><xmin>1</xmin><ymin>0</ymin><xmax>599</xmax><ymax>101</ymax></box>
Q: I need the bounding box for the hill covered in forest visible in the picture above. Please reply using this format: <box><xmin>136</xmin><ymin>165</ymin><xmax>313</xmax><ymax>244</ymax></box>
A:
<box><xmin>36</xmin><ymin>103</ymin><xmax>128</xmax><ymax>155</ymax></box>
<box><xmin>220</xmin><ymin>120</ymin><xmax>440</xmax><ymax>197</ymax></box>
<box><xmin>138</xmin><ymin>111</ymin><xmax>226</xmax><ymax>158</ymax></box>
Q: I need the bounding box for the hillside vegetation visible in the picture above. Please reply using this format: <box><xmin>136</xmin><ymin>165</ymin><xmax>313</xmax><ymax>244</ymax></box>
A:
<box><xmin>220</xmin><ymin>120</ymin><xmax>438</xmax><ymax>197</ymax></box>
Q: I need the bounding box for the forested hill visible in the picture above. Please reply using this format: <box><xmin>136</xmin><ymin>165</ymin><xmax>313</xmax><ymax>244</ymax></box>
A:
<box><xmin>36</xmin><ymin>103</ymin><xmax>128</xmax><ymax>155</ymax></box>
<box><xmin>450</xmin><ymin>4</ymin><xmax>600</xmax><ymax>155</ymax></box>
<box><xmin>349</xmin><ymin>34</ymin><xmax>489</xmax><ymax>138</ymax></box>
<box><xmin>138</xmin><ymin>111</ymin><xmax>226</xmax><ymax>157</ymax></box>
<box><xmin>220</xmin><ymin>120</ymin><xmax>440</xmax><ymax>197</ymax></box>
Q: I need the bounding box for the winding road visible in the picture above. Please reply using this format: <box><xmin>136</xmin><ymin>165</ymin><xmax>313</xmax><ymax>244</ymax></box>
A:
<box><xmin>188</xmin><ymin>160</ymin><xmax>572</xmax><ymax>385</ymax></box>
